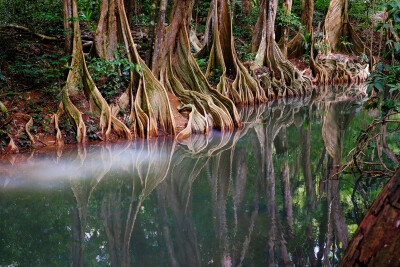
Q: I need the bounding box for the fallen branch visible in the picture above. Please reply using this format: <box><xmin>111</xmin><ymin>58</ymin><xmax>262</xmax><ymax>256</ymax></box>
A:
<box><xmin>2</xmin><ymin>24</ymin><xmax>59</xmax><ymax>41</ymax></box>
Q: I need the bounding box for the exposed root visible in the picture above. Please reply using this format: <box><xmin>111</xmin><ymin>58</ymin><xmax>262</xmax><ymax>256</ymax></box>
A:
<box><xmin>3</xmin><ymin>24</ymin><xmax>59</xmax><ymax>41</ymax></box>
<box><xmin>161</xmin><ymin>24</ymin><xmax>241</xmax><ymax>134</ymax></box>
<box><xmin>51</xmin><ymin>107</ymin><xmax>64</xmax><ymax>146</ymax></box>
<box><xmin>117</xmin><ymin>0</ymin><xmax>176</xmax><ymax>139</ymax></box>
<box><xmin>25</xmin><ymin>117</ymin><xmax>35</xmax><ymax>147</ymax></box>
<box><xmin>203</xmin><ymin>0</ymin><xmax>267</xmax><ymax>105</ymax></box>
<box><xmin>311</xmin><ymin>50</ymin><xmax>370</xmax><ymax>85</ymax></box>
<box><xmin>60</xmin><ymin>93</ymin><xmax>87</xmax><ymax>143</ymax></box>
<box><xmin>5</xmin><ymin>134</ymin><xmax>18</xmax><ymax>154</ymax></box>
<box><xmin>176</xmin><ymin>104</ymin><xmax>208</xmax><ymax>140</ymax></box>
<box><xmin>189</xmin><ymin>29</ymin><xmax>202</xmax><ymax>53</ymax></box>
<box><xmin>164</xmin><ymin>55</ymin><xmax>232</xmax><ymax>132</ymax></box>
<box><xmin>111</xmin><ymin>115</ymin><xmax>132</xmax><ymax>139</ymax></box>
<box><xmin>266</xmin><ymin>42</ymin><xmax>313</xmax><ymax>98</ymax></box>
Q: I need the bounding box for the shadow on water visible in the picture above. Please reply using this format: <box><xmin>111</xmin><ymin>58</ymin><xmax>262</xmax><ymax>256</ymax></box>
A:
<box><xmin>0</xmin><ymin>86</ymin><xmax>372</xmax><ymax>266</ymax></box>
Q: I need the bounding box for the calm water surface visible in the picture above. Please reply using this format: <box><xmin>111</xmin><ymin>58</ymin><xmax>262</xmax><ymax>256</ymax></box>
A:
<box><xmin>0</xmin><ymin>88</ymin><xmax>372</xmax><ymax>266</ymax></box>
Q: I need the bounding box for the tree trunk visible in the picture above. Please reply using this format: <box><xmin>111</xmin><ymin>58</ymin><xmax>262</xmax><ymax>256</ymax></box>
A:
<box><xmin>151</xmin><ymin>0</ymin><xmax>168</xmax><ymax>73</ymax></box>
<box><xmin>251</xmin><ymin>0</ymin><xmax>266</xmax><ymax>54</ymax></box>
<box><xmin>287</xmin><ymin>0</ymin><xmax>313</xmax><ymax>58</ymax></box>
<box><xmin>310</xmin><ymin>0</ymin><xmax>371</xmax><ymax>86</ymax></box>
<box><xmin>242</xmin><ymin>0</ymin><xmax>250</xmax><ymax>17</ymax></box>
<box><xmin>252</xmin><ymin>0</ymin><xmax>312</xmax><ymax>98</ymax></box>
<box><xmin>94</xmin><ymin>0</ymin><xmax>118</xmax><ymax>61</ymax></box>
<box><xmin>324</xmin><ymin>0</ymin><xmax>365</xmax><ymax>53</ymax></box>
<box><xmin>340</xmin><ymin>168</ymin><xmax>400</xmax><ymax>266</ymax></box>
<box><xmin>54</xmin><ymin>0</ymin><xmax>132</xmax><ymax>144</ymax></box>
<box><xmin>145</xmin><ymin>0</ymin><xmax>159</xmax><ymax>67</ymax></box>
<box><xmin>279</xmin><ymin>0</ymin><xmax>293</xmax><ymax>57</ymax></box>
<box><xmin>197</xmin><ymin>0</ymin><xmax>268</xmax><ymax>104</ymax></box>
<box><xmin>125</xmin><ymin>0</ymin><xmax>135</xmax><ymax>26</ymax></box>
<box><xmin>92</xmin><ymin>0</ymin><xmax>176</xmax><ymax>139</ymax></box>
<box><xmin>157</xmin><ymin>0</ymin><xmax>242</xmax><ymax>135</ymax></box>
<box><xmin>63</xmin><ymin>0</ymin><xmax>73</xmax><ymax>55</ymax></box>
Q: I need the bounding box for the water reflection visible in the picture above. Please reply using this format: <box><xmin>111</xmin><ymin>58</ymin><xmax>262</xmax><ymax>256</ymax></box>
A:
<box><xmin>0</xmin><ymin>90</ymin><xmax>366</xmax><ymax>266</ymax></box>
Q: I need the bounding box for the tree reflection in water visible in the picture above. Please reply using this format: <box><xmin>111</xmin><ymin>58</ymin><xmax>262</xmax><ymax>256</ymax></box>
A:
<box><xmin>0</xmin><ymin>88</ymin><xmax>373</xmax><ymax>266</ymax></box>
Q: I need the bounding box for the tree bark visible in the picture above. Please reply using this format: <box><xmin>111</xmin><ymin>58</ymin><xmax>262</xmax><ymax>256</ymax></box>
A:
<box><xmin>324</xmin><ymin>0</ymin><xmax>365</xmax><ymax>53</ymax></box>
<box><xmin>63</xmin><ymin>0</ymin><xmax>73</xmax><ymax>55</ymax></box>
<box><xmin>94</xmin><ymin>0</ymin><xmax>118</xmax><ymax>61</ymax></box>
<box><xmin>340</xmin><ymin>168</ymin><xmax>400</xmax><ymax>266</ymax></box>
<box><xmin>280</xmin><ymin>0</ymin><xmax>293</xmax><ymax>57</ymax></box>
<box><xmin>145</xmin><ymin>0</ymin><xmax>159</xmax><ymax>66</ymax></box>
<box><xmin>151</xmin><ymin>0</ymin><xmax>168</xmax><ymax>73</ymax></box>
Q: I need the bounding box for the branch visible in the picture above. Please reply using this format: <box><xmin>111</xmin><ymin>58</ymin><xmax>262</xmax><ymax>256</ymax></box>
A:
<box><xmin>2</xmin><ymin>24</ymin><xmax>59</xmax><ymax>41</ymax></box>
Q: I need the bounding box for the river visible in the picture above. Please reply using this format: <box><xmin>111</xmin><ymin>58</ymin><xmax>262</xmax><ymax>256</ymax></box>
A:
<box><xmin>0</xmin><ymin>87</ymin><xmax>384</xmax><ymax>266</ymax></box>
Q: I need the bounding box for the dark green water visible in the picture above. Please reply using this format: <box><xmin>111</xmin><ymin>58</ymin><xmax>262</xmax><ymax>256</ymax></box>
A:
<box><xmin>0</xmin><ymin>90</ymin><xmax>380</xmax><ymax>266</ymax></box>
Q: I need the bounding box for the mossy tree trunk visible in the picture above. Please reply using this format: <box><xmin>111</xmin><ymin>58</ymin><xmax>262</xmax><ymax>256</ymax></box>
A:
<box><xmin>151</xmin><ymin>0</ymin><xmax>168</xmax><ymax>73</ymax></box>
<box><xmin>94</xmin><ymin>0</ymin><xmax>119</xmax><ymax>61</ymax></box>
<box><xmin>0</xmin><ymin>101</ymin><xmax>9</xmax><ymax>130</ymax></box>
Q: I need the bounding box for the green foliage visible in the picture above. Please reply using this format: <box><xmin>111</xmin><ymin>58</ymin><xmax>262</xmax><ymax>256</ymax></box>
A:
<box><xmin>276</xmin><ymin>6</ymin><xmax>302</xmax><ymax>32</ymax></box>
<box><xmin>366</xmin><ymin>1</ymin><xmax>400</xmax><ymax>115</ymax></box>
<box><xmin>366</xmin><ymin>63</ymin><xmax>400</xmax><ymax>114</ymax></box>
<box><xmin>300</xmin><ymin>32</ymin><xmax>312</xmax><ymax>61</ymax></box>
<box><xmin>231</xmin><ymin>2</ymin><xmax>259</xmax><ymax>40</ymax></box>
<box><xmin>77</xmin><ymin>0</ymin><xmax>101</xmax><ymax>32</ymax></box>
<box><xmin>314</xmin><ymin>0</ymin><xmax>330</xmax><ymax>24</ymax></box>
<box><xmin>0</xmin><ymin>0</ymin><xmax>64</xmax><ymax>35</ymax></box>
<box><xmin>195</xmin><ymin>57</ymin><xmax>208</xmax><ymax>71</ymax></box>
<box><xmin>87</xmin><ymin>47</ymin><xmax>141</xmax><ymax>101</ymax></box>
